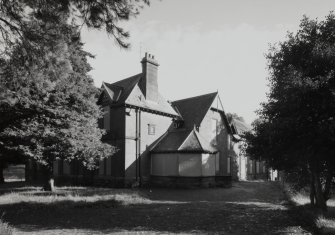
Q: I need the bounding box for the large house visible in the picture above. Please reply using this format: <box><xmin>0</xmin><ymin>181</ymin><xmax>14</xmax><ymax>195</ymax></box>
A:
<box><xmin>27</xmin><ymin>53</ymin><xmax>262</xmax><ymax>187</ymax></box>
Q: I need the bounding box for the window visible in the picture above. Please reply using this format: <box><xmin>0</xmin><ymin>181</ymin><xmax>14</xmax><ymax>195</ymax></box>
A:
<box><xmin>103</xmin><ymin>106</ymin><xmax>110</xmax><ymax>131</ymax></box>
<box><xmin>256</xmin><ymin>162</ymin><xmax>259</xmax><ymax>174</ymax></box>
<box><xmin>70</xmin><ymin>160</ymin><xmax>81</xmax><ymax>175</ymax></box>
<box><xmin>58</xmin><ymin>160</ymin><xmax>64</xmax><ymax>175</ymax></box>
<box><xmin>211</xmin><ymin>119</ymin><xmax>218</xmax><ymax>144</ymax></box>
<box><xmin>211</xmin><ymin>119</ymin><xmax>217</xmax><ymax>134</ymax></box>
<box><xmin>148</xmin><ymin>124</ymin><xmax>156</xmax><ymax>135</ymax></box>
<box><xmin>215</xmin><ymin>153</ymin><xmax>220</xmax><ymax>172</ymax></box>
<box><xmin>227</xmin><ymin>135</ymin><xmax>231</xmax><ymax>150</ymax></box>
<box><xmin>227</xmin><ymin>157</ymin><xmax>231</xmax><ymax>174</ymax></box>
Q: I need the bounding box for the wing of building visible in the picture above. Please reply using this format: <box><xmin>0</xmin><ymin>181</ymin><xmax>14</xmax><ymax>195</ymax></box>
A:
<box><xmin>229</xmin><ymin>118</ymin><xmax>269</xmax><ymax>181</ymax></box>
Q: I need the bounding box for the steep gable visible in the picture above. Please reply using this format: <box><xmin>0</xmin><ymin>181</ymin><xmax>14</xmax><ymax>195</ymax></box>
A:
<box><xmin>171</xmin><ymin>92</ymin><xmax>218</xmax><ymax>129</ymax></box>
<box><xmin>100</xmin><ymin>73</ymin><xmax>179</xmax><ymax>117</ymax></box>
<box><xmin>103</xmin><ymin>73</ymin><xmax>142</xmax><ymax>104</ymax></box>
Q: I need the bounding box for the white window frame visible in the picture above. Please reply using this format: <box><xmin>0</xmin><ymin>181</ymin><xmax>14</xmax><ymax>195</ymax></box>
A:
<box><xmin>148</xmin><ymin>124</ymin><xmax>156</xmax><ymax>135</ymax></box>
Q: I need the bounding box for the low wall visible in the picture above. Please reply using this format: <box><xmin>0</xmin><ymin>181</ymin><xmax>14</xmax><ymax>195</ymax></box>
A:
<box><xmin>31</xmin><ymin>174</ymin><xmax>232</xmax><ymax>189</ymax></box>
<box><xmin>150</xmin><ymin>175</ymin><xmax>232</xmax><ymax>188</ymax></box>
<box><xmin>247</xmin><ymin>173</ymin><xmax>269</xmax><ymax>181</ymax></box>
<box><xmin>54</xmin><ymin>175</ymin><xmax>151</xmax><ymax>188</ymax></box>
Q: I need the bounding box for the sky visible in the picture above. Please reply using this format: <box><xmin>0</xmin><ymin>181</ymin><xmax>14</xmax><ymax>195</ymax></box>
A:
<box><xmin>82</xmin><ymin>0</ymin><xmax>335</xmax><ymax>124</ymax></box>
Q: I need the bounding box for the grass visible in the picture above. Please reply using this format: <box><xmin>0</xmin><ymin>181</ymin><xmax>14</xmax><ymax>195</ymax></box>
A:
<box><xmin>284</xmin><ymin>183</ymin><xmax>335</xmax><ymax>234</ymax></box>
<box><xmin>0</xmin><ymin>185</ymin><xmax>159</xmax><ymax>206</ymax></box>
<box><xmin>0</xmin><ymin>181</ymin><xmax>313</xmax><ymax>234</ymax></box>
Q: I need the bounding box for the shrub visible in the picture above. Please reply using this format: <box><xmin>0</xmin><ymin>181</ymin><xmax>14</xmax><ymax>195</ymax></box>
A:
<box><xmin>0</xmin><ymin>219</ymin><xmax>13</xmax><ymax>235</ymax></box>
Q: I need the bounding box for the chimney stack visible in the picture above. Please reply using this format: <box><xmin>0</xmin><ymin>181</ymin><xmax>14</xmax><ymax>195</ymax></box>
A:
<box><xmin>140</xmin><ymin>52</ymin><xmax>159</xmax><ymax>102</ymax></box>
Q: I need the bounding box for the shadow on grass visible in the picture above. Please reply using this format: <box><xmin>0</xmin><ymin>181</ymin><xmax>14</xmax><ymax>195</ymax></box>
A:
<box><xmin>0</xmin><ymin>197</ymin><xmax>314</xmax><ymax>234</ymax></box>
<box><xmin>0</xmin><ymin>181</ymin><xmax>317</xmax><ymax>234</ymax></box>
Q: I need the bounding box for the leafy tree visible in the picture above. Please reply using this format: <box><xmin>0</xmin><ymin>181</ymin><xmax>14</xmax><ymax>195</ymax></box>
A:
<box><xmin>0</xmin><ymin>0</ymin><xmax>149</xmax><ymax>54</ymax></box>
<box><xmin>243</xmin><ymin>13</ymin><xmax>335</xmax><ymax>210</ymax></box>
<box><xmin>0</xmin><ymin>19</ymin><xmax>116</xmax><ymax>190</ymax></box>
<box><xmin>227</xmin><ymin>113</ymin><xmax>245</xmax><ymax>123</ymax></box>
<box><xmin>0</xmin><ymin>0</ymin><xmax>149</xmax><ymax>189</ymax></box>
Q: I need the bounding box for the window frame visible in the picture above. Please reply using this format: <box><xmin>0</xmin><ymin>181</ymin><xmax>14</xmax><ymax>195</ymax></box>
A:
<box><xmin>148</xmin><ymin>124</ymin><xmax>156</xmax><ymax>135</ymax></box>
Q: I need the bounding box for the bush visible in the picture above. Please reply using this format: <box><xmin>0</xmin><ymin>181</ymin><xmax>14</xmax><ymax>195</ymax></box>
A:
<box><xmin>0</xmin><ymin>219</ymin><xmax>13</xmax><ymax>235</ymax></box>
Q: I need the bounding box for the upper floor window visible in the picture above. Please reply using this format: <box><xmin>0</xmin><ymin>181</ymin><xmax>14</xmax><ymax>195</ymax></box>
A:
<box><xmin>256</xmin><ymin>162</ymin><xmax>260</xmax><ymax>174</ymax></box>
<box><xmin>227</xmin><ymin>135</ymin><xmax>231</xmax><ymax>150</ymax></box>
<box><xmin>211</xmin><ymin>118</ymin><xmax>218</xmax><ymax>144</ymax></box>
<box><xmin>148</xmin><ymin>124</ymin><xmax>156</xmax><ymax>135</ymax></box>
<box><xmin>103</xmin><ymin>106</ymin><xmax>110</xmax><ymax>131</ymax></box>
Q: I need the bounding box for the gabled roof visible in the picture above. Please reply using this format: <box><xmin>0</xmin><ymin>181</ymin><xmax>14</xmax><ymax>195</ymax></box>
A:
<box><xmin>171</xmin><ymin>92</ymin><xmax>218</xmax><ymax>129</ymax></box>
<box><xmin>103</xmin><ymin>73</ymin><xmax>142</xmax><ymax>104</ymax></box>
<box><xmin>100</xmin><ymin>73</ymin><xmax>179</xmax><ymax>117</ymax></box>
<box><xmin>151</xmin><ymin>128</ymin><xmax>218</xmax><ymax>154</ymax></box>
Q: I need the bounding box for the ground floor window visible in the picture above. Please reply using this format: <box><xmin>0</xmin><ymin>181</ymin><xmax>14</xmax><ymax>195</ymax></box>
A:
<box><xmin>256</xmin><ymin>162</ymin><xmax>259</xmax><ymax>174</ymax></box>
<box><xmin>215</xmin><ymin>153</ymin><xmax>220</xmax><ymax>172</ymax></box>
<box><xmin>58</xmin><ymin>160</ymin><xmax>63</xmax><ymax>175</ymax></box>
<box><xmin>227</xmin><ymin>157</ymin><xmax>231</xmax><ymax>174</ymax></box>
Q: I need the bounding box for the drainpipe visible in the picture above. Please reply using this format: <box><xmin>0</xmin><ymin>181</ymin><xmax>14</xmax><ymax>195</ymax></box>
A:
<box><xmin>138</xmin><ymin>110</ymin><xmax>142</xmax><ymax>187</ymax></box>
<box><xmin>135</xmin><ymin>109</ymin><xmax>138</xmax><ymax>182</ymax></box>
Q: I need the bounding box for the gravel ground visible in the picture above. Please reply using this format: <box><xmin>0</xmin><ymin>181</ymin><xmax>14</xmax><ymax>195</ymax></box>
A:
<box><xmin>0</xmin><ymin>181</ymin><xmax>313</xmax><ymax>234</ymax></box>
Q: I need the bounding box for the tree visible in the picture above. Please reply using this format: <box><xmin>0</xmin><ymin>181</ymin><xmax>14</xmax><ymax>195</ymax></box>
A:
<box><xmin>243</xmin><ymin>13</ymin><xmax>335</xmax><ymax>210</ymax></box>
<box><xmin>227</xmin><ymin>113</ymin><xmax>245</xmax><ymax>123</ymax></box>
<box><xmin>0</xmin><ymin>0</ymin><xmax>150</xmax><ymax>54</ymax></box>
<box><xmin>0</xmin><ymin>0</ymin><xmax>149</xmax><ymax>189</ymax></box>
<box><xmin>0</xmin><ymin>18</ymin><xmax>116</xmax><ymax>191</ymax></box>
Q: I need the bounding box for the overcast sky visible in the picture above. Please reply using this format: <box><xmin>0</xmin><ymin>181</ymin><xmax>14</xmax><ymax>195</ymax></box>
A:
<box><xmin>82</xmin><ymin>0</ymin><xmax>335</xmax><ymax>124</ymax></box>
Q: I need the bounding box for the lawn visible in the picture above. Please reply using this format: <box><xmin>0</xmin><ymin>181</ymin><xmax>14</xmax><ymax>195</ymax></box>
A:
<box><xmin>0</xmin><ymin>181</ymin><xmax>313</xmax><ymax>234</ymax></box>
<box><xmin>285</xmin><ymin>185</ymin><xmax>335</xmax><ymax>234</ymax></box>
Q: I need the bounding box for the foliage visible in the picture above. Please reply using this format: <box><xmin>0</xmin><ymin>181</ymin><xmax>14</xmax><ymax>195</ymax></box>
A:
<box><xmin>0</xmin><ymin>0</ymin><xmax>149</xmax><ymax>189</ymax></box>
<box><xmin>0</xmin><ymin>18</ymin><xmax>116</xmax><ymax>186</ymax></box>
<box><xmin>0</xmin><ymin>219</ymin><xmax>13</xmax><ymax>235</ymax></box>
<box><xmin>0</xmin><ymin>0</ymin><xmax>150</xmax><ymax>54</ymax></box>
<box><xmin>227</xmin><ymin>113</ymin><xmax>245</xmax><ymax>123</ymax></box>
<box><xmin>243</xmin><ymin>13</ymin><xmax>335</xmax><ymax>210</ymax></box>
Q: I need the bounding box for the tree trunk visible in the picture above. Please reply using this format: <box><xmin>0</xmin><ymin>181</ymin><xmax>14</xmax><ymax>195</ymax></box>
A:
<box><xmin>43</xmin><ymin>166</ymin><xmax>55</xmax><ymax>192</ymax></box>
<box><xmin>313</xmin><ymin>171</ymin><xmax>327</xmax><ymax>211</ymax></box>
<box><xmin>310</xmin><ymin>174</ymin><xmax>315</xmax><ymax>206</ymax></box>
<box><xmin>323</xmin><ymin>171</ymin><xmax>333</xmax><ymax>202</ymax></box>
